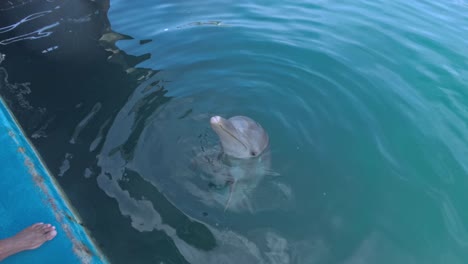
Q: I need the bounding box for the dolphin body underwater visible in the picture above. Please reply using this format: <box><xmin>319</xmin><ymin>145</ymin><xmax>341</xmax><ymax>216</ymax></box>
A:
<box><xmin>193</xmin><ymin>115</ymin><xmax>275</xmax><ymax>212</ymax></box>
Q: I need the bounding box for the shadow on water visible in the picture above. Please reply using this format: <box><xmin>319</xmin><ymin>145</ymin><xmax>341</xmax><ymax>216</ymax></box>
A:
<box><xmin>120</xmin><ymin>168</ymin><xmax>216</xmax><ymax>251</ymax></box>
<box><xmin>0</xmin><ymin>0</ymin><xmax>203</xmax><ymax>263</ymax></box>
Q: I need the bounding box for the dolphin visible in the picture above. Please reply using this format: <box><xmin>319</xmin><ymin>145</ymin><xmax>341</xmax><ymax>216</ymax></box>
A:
<box><xmin>192</xmin><ymin>115</ymin><xmax>272</xmax><ymax>212</ymax></box>
<box><xmin>210</xmin><ymin>115</ymin><xmax>269</xmax><ymax>159</ymax></box>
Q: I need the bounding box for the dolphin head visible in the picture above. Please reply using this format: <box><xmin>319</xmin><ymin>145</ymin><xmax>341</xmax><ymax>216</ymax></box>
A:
<box><xmin>210</xmin><ymin>115</ymin><xmax>269</xmax><ymax>159</ymax></box>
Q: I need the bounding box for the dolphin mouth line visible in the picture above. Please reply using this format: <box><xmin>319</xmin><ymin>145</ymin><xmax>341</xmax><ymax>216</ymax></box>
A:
<box><xmin>218</xmin><ymin>124</ymin><xmax>249</xmax><ymax>150</ymax></box>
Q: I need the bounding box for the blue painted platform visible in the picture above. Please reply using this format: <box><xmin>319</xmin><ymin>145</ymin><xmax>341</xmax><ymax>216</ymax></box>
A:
<box><xmin>0</xmin><ymin>98</ymin><xmax>107</xmax><ymax>264</ymax></box>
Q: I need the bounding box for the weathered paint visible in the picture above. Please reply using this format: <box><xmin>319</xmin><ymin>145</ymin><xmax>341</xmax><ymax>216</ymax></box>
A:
<box><xmin>0</xmin><ymin>97</ymin><xmax>107</xmax><ymax>264</ymax></box>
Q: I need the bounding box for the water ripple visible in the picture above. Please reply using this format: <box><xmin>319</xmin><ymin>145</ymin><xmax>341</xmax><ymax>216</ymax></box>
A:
<box><xmin>0</xmin><ymin>10</ymin><xmax>52</xmax><ymax>33</ymax></box>
<box><xmin>101</xmin><ymin>0</ymin><xmax>468</xmax><ymax>262</ymax></box>
<box><xmin>0</xmin><ymin>22</ymin><xmax>59</xmax><ymax>45</ymax></box>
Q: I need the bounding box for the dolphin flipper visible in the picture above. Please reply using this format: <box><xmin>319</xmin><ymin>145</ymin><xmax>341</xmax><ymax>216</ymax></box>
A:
<box><xmin>224</xmin><ymin>178</ymin><xmax>237</xmax><ymax>211</ymax></box>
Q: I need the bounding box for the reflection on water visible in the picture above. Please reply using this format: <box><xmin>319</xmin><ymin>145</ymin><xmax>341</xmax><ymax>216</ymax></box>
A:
<box><xmin>94</xmin><ymin>70</ymin><xmax>296</xmax><ymax>263</ymax></box>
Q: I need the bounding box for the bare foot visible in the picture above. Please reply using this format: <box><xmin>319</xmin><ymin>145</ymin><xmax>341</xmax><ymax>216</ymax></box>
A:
<box><xmin>0</xmin><ymin>223</ymin><xmax>57</xmax><ymax>261</ymax></box>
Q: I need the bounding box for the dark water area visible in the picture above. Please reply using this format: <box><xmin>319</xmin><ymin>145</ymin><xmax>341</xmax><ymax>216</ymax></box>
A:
<box><xmin>2</xmin><ymin>0</ymin><xmax>468</xmax><ymax>264</ymax></box>
<box><xmin>0</xmin><ymin>1</ymin><xmax>180</xmax><ymax>263</ymax></box>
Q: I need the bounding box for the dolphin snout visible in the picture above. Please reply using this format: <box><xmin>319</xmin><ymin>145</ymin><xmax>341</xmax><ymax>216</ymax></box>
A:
<box><xmin>210</xmin><ymin>116</ymin><xmax>222</xmax><ymax>125</ymax></box>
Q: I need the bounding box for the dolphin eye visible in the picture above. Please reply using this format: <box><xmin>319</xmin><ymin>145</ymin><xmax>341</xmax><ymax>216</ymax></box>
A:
<box><xmin>251</xmin><ymin>151</ymin><xmax>256</xmax><ymax>156</ymax></box>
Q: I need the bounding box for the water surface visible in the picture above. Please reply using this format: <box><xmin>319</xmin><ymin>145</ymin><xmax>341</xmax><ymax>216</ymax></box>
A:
<box><xmin>1</xmin><ymin>0</ymin><xmax>468</xmax><ymax>263</ymax></box>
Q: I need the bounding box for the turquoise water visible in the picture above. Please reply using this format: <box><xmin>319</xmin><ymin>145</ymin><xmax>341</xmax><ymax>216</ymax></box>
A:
<box><xmin>1</xmin><ymin>0</ymin><xmax>464</xmax><ymax>262</ymax></box>
<box><xmin>20</xmin><ymin>0</ymin><xmax>462</xmax><ymax>263</ymax></box>
<box><xmin>100</xmin><ymin>0</ymin><xmax>468</xmax><ymax>263</ymax></box>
